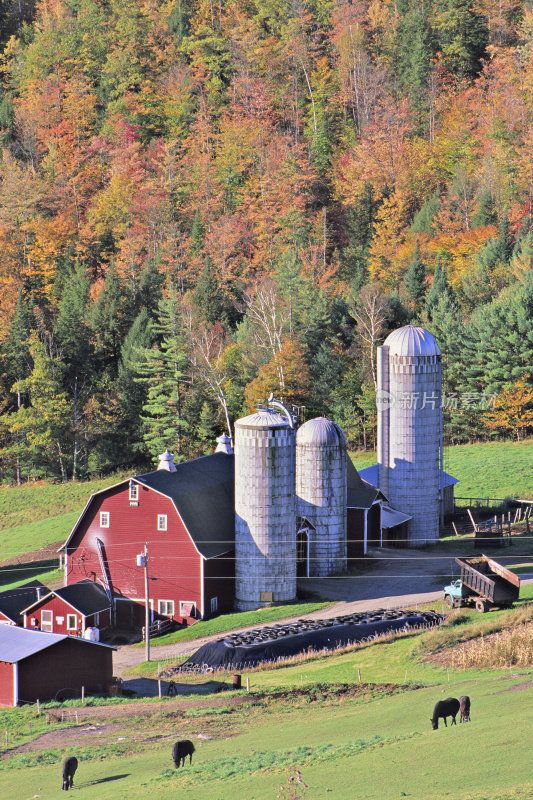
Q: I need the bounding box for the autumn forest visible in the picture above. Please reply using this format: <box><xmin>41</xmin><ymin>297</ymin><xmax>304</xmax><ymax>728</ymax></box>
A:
<box><xmin>0</xmin><ymin>0</ymin><xmax>532</xmax><ymax>482</ymax></box>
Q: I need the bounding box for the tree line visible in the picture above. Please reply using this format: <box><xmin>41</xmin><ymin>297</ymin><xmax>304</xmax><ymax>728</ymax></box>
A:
<box><xmin>0</xmin><ymin>0</ymin><xmax>532</xmax><ymax>482</ymax></box>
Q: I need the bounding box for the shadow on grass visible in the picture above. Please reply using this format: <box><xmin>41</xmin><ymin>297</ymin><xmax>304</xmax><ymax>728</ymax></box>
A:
<box><xmin>85</xmin><ymin>774</ymin><xmax>130</xmax><ymax>785</ymax></box>
<box><xmin>0</xmin><ymin>558</ymin><xmax>60</xmax><ymax>588</ymax></box>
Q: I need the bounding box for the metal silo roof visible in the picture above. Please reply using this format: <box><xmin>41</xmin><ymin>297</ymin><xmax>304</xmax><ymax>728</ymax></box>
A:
<box><xmin>296</xmin><ymin>417</ymin><xmax>346</xmax><ymax>446</ymax></box>
<box><xmin>235</xmin><ymin>410</ymin><xmax>289</xmax><ymax>428</ymax></box>
<box><xmin>383</xmin><ymin>325</ymin><xmax>441</xmax><ymax>357</ymax></box>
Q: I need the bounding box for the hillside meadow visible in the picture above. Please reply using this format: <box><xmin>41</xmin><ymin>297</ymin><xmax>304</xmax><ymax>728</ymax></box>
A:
<box><xmin>1</xmin><ymin>599</ymin><xmax>533</xmax><ymax>799</ymax></box>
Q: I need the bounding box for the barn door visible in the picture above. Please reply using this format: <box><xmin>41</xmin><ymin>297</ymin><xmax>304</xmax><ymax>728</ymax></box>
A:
<box><xmin>41</xmin><ymin>610</ymin><xmax>53</xmax><ymax>632</ymax></box>
<box><xmin>296</xmin><ymin>529</ymin><xmax>309</xmax><ymax>578</ymax></box>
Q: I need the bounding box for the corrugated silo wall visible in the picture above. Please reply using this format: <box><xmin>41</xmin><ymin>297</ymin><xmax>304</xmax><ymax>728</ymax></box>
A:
<box><xmin>296</xmin><ymin>440</ymin><xmax>347</xmax><ymax>576</ymax></box>
<box><xmin>387</xmin><ymin>353</ymin><xmax>441</xmax><ymax>545</ymax></box>
<box><xmin>235</xmin><ymin>423</ymin><xmax>296</xmax><ymax>610</ymax></box>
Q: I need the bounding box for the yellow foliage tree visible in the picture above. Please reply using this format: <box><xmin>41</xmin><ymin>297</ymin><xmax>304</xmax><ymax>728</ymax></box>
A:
<box><xmin>367</xmin><ymin>189</ymin><xmax>410</xmax><ymax>288</ymax></box>
<box><xmin>483</xmin><ymin>375</ymin><xmax>533</xmax><ymax>441</ymax></box>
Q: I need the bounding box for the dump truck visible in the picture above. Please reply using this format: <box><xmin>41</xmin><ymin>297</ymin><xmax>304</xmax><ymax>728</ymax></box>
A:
<box><xmin>443</xmin><ymin>554</ymin><xmax>520</xmax><ymax>613</ymax></box>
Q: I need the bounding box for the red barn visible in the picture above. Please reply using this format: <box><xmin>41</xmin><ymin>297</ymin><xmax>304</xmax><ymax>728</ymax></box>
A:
<box><xmin>61</xmin><ymin>452</ymin><xmax>235</xmax><ymax>627</ymax></box>
<box><xmin>21</xmin><ymin>580</ymin><xmax>112</xmax><ymax>636</ymax></box>
<box><xmin>0</xmin><ymin>625</ymin><xmax>114</xmax><ymax>707</ymax></box>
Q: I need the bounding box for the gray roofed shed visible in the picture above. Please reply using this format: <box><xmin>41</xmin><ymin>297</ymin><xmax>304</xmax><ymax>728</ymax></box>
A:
<box><xmin>0</xmin><ymin>625</ymin><xmax>115</xmax><ymax>663</ymax></box>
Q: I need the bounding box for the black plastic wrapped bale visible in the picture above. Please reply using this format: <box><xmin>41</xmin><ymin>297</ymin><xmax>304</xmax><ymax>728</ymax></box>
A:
<box><xmin>177</xmin><ymin>609</ymin><xmax>443</xmax><ymax>672</ymax></box>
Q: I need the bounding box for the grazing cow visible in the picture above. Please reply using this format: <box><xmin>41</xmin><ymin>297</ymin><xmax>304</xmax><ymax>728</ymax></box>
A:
<box><xmin>62</xmin><ymin>756</ymin><xmax>78</xmax><ymax>790</ymax></box>
<box><xmin>172</xmin><ymin>740</ymin><xmax>195</xmax><ymax>768</ymax></box>
<box><xmin>460</xmin><ymin>695</ymin><xmax>471</xmax><ymax>723</ymax></box>
<box><xmin>431</xmin><ymin>697</ymin><xmax>460</xmax><ymax>730</ymax></box>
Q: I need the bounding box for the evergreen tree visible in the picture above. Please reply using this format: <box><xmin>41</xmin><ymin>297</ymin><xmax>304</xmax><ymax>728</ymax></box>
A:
<box><xmin>403</xmin><ymin>241</ymin><xmax>426</xmax><ymax>313</ymax></box>
<box><xmin>5</xmin><ymin>333</ymin><xmax>72</xmax><ymax>481</ymax></box>
<box><xmin>135</xmin><ymin>287</ymin><xmax>189</xmax><ymax>460</ymax></box>
<box><xmin>433</xmin><ymin>0</ymin><xmax>489</xmax><ymax>79</ymax></box>
<box><xmin>471</xmin><ymin>192</ymin><xmax>497</xmax><ymax>227</ymax></box>
<box><xmin>118</xmin><ymin>309</ymin><xmax>156</xmax><ymax>462</ymax></box>
<box><xmin>90</xmin><ymin>264</ymin><xmax>133</xmax><ymax>377</ymax></box>
<box><xmin>425</xmin><ymin>257</ymin><xmax>454</xmax><ymax>319</ymax></box>
<box><xmin>394</xmin><ymin>0</ymin><xmax>434</xmax><ymax>129</ymax></box>
<box><xmin>411</xmin><ymin>192</ymin><xmax>440</xmax><ymax>237</ymax></box>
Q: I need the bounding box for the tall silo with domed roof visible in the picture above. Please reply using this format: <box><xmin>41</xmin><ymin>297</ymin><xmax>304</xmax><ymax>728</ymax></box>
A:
<box><xmin>377</xmin><ymin>324</ymin><xmax>442</xmax><ymax>545</ymax></box>
<box><xmin>234</xmin><ymin>403</ymin><xmax>297</xmax><ymax>611</ymax></box>
<box><xmin>296</xmin><ymin>417</ymin><xmax>347</xmax><ymax>577</ymax></box>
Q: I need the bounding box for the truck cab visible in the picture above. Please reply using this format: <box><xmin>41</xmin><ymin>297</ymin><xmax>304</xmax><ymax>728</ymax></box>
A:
<box><xmin>443</xmin><ymin>579</ymin><xmax>473</xmax><ymax>609</ymax></box>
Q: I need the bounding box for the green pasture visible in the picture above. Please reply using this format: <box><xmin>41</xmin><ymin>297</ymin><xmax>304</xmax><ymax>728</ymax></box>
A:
<box><xmin>351</xmin><ymin>438</ymin><xmax>533</xmax><ymax>503</ymax></box>
<box><xmin>0</xmin><ymin>673</ymin><xmax>532</xmax><ymax>799</ymax></box>
<box><xmin>2</xmin><ymin>589</ymin><xmax>533</xmax><ymax>799</ymax></box>
<box><xmin>443</xmin><ymin>438</ymin><xmax>533</xmax><ymax>503</ymax></box>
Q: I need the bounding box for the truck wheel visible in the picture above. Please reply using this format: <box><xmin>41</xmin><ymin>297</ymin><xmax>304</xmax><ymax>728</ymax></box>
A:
<box><xmin>445</xmin><ymin>595</ymin><xmax>454</xmax><ymax>609</ymax></box>
<box><xmin>475</xmin><ymin>599</ymin><xmax>488</xmax><ymax>613</ymax></box>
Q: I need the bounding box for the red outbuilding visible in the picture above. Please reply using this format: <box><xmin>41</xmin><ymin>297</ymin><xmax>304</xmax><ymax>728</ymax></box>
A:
<box><xmin>21</xmin><ymin>579</ymin><xmax>112</xmax><ymax>637</ymax></box>
<box><xmin>61</xmin><ymin>451</ymin><xmax>235</xmax><ymax>627</ymax></box>
<box><xmin>0</xmin><ymin>625</ymin><xmax>115</xmax><ymax>707</ymax></box>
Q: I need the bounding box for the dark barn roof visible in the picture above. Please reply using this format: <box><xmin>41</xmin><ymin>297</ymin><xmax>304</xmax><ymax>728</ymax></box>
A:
<box><xmin>22</xmin><ymin>579</ymin><xmax>111</xmax><ymax>617</ymax></box>
<box><xmin>0</xmin><ymin>581</ymin><xmax>48</xmax><ymax>625</ymax></box>
<box><xmin>135</xmin><ymin>452</ymin><xmax>235</xmax><ymax>559</ymax></box>
<box><xmin>346</xmin><ymin>458</ymin><xmax>385</xmax><ymax>509</ymax></box>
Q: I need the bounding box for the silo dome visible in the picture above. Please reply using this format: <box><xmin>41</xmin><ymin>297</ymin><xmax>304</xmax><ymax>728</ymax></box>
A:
<box><xmin>296</xmin><ymin>417</ymin><xmax>347</xmax><ymax>578</ymax></box>
<box><xmin>383</xmin><ymin>325</ymin><xmax>441</xmax><ymax>358</ymax></box>
<box><xmin>296</xmin><ymin>417</ymin><xmax>347</xmax><ymax>447</ymax></box>
<box><xmin>234</xmin><ymin>406</ymin><xmax>296</xmax><ymax>611</ymax></box>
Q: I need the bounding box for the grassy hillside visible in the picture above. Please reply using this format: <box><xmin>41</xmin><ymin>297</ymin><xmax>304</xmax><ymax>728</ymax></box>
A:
<box><xmin>352</xmin><ymin>438</ymin><xmax>533</xmax><ymax>502</ymax></box>
<box><xmin>1</xmin><ymin>596</ymin><xmax>533</xmax><ymax>799</ymax></box>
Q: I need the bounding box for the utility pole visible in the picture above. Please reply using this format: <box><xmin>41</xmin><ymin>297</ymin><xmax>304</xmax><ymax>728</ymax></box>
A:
<box><xmin>137</xmin><ymin>544</ymin><xmax>150</xmax><ymax>662</ymax></box>
<box><xmin>144</xmin><ymin>543</ymin><xmax>150</xmax><ymax>663</ymax></box>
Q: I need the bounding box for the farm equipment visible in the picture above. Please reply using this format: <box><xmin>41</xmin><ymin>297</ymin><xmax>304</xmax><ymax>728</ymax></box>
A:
<box><xmin>444</xmin><ymin>554</ymin><xmax>520</xmax><ymax>613</ymax></box>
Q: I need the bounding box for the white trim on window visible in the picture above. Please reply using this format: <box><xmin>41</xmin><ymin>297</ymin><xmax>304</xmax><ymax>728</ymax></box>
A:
<box><xmin>100</xmin><ymin>511</ymin><xmax>110</xmax><ymax>528</ymax></box>
<box><xmin>157</xmin><ymin>514</ymin><xmax>167</xmax><ymax>531</ymax></box>
<box><xmin>67</xmin><ymin>614</ymin><xmax>77</xmax><ymax>630</ymax></box>
<box><xmin>129</xmin><ymin>483</ymin><xmax>139</xmax><ymax>502</ymax></box>
<box><xmin>158</xmin><ymin>599</ymin><xmax>175</xmax><ymax>617</ymax></box>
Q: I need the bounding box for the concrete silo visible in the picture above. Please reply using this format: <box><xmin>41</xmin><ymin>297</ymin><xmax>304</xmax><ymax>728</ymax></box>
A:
<box><xmin>296</xmin><ymin>418</ymin><xmax>347</xmax><ymax>577</ymax></box>
<box><xmin>377</xmin><ymin>325</ymin><xmax>442</xmax><ymax>545</ymax></box>
<box><xmin>234</xmin><ymin>405</ymin><xmax>297</xmax><ymax>611</ymax></box>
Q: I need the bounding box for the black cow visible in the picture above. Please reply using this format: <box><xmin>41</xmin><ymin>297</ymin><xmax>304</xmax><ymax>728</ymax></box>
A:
<box><xmin>460</xmin><ymin>695</ymin><xmax>471</xmax><ymax>722</ymax></box>
<box><xmin>431</xmin><ymin>697</ymin><xmax>460</xmax><ymax>730</ymax></box>
<box><xmin>62</xmin><ymin>756</ymin><xmax>78</xmax><ymax>790</ymax></box>
<box><xmin>172</xmin><ymin>740</ymin><xmax>195</xmax><ymax>768</ymax></box>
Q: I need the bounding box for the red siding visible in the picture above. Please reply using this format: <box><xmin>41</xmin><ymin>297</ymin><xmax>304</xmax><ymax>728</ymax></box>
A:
<box><xmin>0</xmin><ymin>613</ymin><xmax>16</xmax><ymax>625</ymax></box>
<box><xmin>66</xmin><ymin>483</ymin><xmax>204</xmax><ymax>624</ymax></box>
<box><xmin>17</xmin><ymin>639</ymin><xmax>113</xmax><ymax>704</ymax></box>
<box><xmin>0</xmin><ymin>661</ymin><xmax>14</xmax><ymax>706</ymax></box>
<box><xmin>23</xmin><ymin>596</ymin><xmax>111</xmax><ymax>635</ymax></box>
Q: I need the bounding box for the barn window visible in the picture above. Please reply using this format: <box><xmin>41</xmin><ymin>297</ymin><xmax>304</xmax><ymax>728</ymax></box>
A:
<box><xmin>180</xmin><ymin>601</ymin><xmax>196</xmax><ymax>618</ymax></box>
<box><xmin>67</xmin><ymin>614</ymin><xmax>77</xmax><ymax>630</ymax></box>
<box><xmin>210</xmin><ymin>597</ymin><xmax>218</xmax><ymax>614</ymax></box>
<box><xmin>158</xmin><ymin>600</ymin><xmax>174</xmax><ymax>616</ymax></box>
<box><xmin>129</xmin><ymin>483</ymin><xmax>139</xmax><ymax>502</ymax></box>
<box><xmin>100</xmin><ymin>511</ymin><xmax>110</xmax><ymax>528</ymax></box>
<box><xmin>157</xmin><ymin>514</ymin><xmax>167</xmax><ymax>531</ymax></box>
